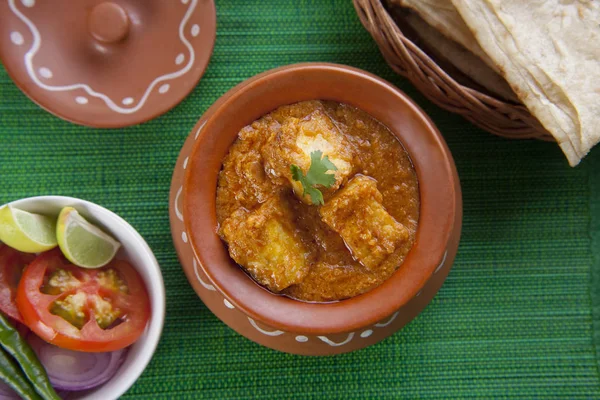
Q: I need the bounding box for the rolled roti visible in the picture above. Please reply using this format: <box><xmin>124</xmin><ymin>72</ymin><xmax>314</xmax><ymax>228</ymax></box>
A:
<box><xmin>452</xmin><ymin>0</ymin><xmax>600</xmax><ymax>166</ymax></box>
<box><xmin>391</xmin><ymin>0</ymin><xmax>499</xmax><ymax>72</ymax></box>
<box><xmin>403</xmin><ymin>12</ymin><xmax>518</xmax><ymax>102</ymax></box>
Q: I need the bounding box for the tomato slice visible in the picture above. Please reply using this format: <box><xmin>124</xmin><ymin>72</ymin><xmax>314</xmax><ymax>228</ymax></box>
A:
<box><xmin>0</xmin><ymin>245</ymin><xmax>35</xmax><ymax>323</ymax></box>
<box><xmin>16</xmin><ymin>249</ymin><xmax>150</xmax><ymax>352</ymax></box>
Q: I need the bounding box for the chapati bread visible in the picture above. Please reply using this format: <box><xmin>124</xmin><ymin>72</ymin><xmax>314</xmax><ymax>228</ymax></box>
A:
<box><xmin>403</xmin><ymin>12</ymin><xmax>518</xmax><ymax>102</ymax></box>
<box><xmin>391</xmin><ymin>0</ymin><xmax>498</xmax><ymax>72</ymax></box>
<box><xmin>452</xmin><ymin>0</ymin><xmax>600</xmax><ymax>166</ymax></box>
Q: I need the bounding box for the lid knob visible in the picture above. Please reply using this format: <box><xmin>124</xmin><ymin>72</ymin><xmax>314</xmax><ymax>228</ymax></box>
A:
<box><xmin>88</xmin><ymin>2</ymin><xmax>130</xmax><ymax>43</ymax></box>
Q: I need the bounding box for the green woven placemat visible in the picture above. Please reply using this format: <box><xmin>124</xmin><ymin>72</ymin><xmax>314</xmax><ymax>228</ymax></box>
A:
<box><xmin>1</xmin><ymin>1</ymin><xmax>599</xmax><ymax>398</ymax></box>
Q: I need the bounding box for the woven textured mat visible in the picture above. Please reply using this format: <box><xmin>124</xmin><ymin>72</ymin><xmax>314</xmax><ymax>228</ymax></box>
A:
<box><xmin>1</xmin><ymin>0</ymin><xmax>599</xmax><ymax>398</ymax></box>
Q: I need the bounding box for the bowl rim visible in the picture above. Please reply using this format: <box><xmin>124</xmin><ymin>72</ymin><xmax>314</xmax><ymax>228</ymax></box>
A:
<box><xmin>2</xmin><ymin>195</ymin><xmax>165</xmax><ymax>400</ymax></box>
<box><xmin>183</xmin><ymin>62</ymin><xmax>460</xmax><ymax>335</ymax></box>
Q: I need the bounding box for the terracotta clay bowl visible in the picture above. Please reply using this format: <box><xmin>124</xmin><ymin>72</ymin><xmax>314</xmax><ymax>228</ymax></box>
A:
<box><xmin>169</xmin><ymin>63</ymin><xmax>462</xmax><ymax>355</ymax></box>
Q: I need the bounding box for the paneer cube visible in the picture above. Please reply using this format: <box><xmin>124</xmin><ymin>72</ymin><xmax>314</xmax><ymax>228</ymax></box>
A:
<box><xmin>262</xmin><ymin>106</ymin><xmax>355</xmax><ymax>203</ymax></box>
<box><xmin>319</xmin><ymin>175</ymin><xmax>409</xmax><ymax>270</ymax></box>
<box><xmin>219</xmin><ymin>196</ymin><xmax>309</xmax><ymax>292</ymax></box>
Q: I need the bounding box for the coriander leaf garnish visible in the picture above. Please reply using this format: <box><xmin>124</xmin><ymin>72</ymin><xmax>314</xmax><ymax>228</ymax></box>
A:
<box><xmin>291</xmin><ymin>150</ymin><xmax>338</xmax><ymax>205</ymax></box>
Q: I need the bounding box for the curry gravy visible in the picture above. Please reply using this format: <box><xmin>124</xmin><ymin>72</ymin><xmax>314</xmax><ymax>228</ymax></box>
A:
<box><xmin>216</xmin><ymin>101</ymin><xmax>419</xmax><ymax>302</ymax></box>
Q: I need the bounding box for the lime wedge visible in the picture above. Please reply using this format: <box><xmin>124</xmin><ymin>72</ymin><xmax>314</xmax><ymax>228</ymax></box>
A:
<box><xmin>0</xmin><ymin>205</ymin><xmax>58</xmax><ymax>253</ymax></box>
<box><xmin>56</xmin><ymin>207</ymin><xmax>121</xmax><ymax>269</ymax></box>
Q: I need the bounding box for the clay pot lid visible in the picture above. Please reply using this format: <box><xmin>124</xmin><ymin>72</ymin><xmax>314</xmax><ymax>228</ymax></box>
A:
<box><xmin>0</xmin><ymin>0</ymin><xmax>216</xmax><ymax>128</ymax></box>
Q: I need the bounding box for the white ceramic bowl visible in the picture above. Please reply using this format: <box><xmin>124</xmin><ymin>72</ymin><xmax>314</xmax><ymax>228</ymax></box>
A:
<box><xmin>3</xmin><ymin>196</ymin><xmax>165</xmax><ymax>400</ymax></box>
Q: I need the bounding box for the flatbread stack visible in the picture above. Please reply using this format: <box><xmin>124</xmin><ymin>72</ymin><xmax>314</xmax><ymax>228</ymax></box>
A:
<box><xmin>389</xmin><ymin>0</ymin><xmax>600</xmax><ymax>166</ymax></box>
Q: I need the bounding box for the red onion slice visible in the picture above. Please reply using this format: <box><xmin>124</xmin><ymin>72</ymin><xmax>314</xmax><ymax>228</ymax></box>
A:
<box><xmin>0</xmin><ymin>380</ymin><xmax>19</xmax><ymax>400</ymax></box>
<box><xmin>26</xmin><ymin>333</ymin><xmax>127</xmax><ymax>391</ymax></box>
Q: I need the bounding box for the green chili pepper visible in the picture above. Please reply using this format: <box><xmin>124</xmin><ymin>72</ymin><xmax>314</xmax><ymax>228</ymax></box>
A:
<box><xmin>0</xmin><ymin>346</ymin><xmax>42</xmax><ymax>400</ymax></box>
<box><xmin>0</xmin><ymin>315</ymin><xmax>60</xmax><ymax>400</ymax></box>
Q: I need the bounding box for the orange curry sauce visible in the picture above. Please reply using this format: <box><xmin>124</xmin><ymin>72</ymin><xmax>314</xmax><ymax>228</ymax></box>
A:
<box><xmin>216</xmin><ymin>101</ymin><xmax>419</xmax><ymax>302</ymax></box>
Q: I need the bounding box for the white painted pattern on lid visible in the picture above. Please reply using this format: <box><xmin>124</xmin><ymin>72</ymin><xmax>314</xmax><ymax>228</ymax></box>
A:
<box><xmin>10</xmin><ymin>32</ymin><xmax>24</xmax><ymax>45</ymax></box>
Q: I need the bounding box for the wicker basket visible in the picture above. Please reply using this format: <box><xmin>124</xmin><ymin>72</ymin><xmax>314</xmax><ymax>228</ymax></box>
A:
<box><xmin>353</xmin><ymin>0</ymin><xmax>553</xmax><ymax>141</ymax></box>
